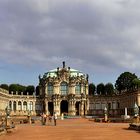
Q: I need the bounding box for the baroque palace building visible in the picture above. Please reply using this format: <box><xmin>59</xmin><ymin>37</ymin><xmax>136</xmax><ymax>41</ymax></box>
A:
<box><xmin>39</xmin><ymin>62</ymin><xmax>89</xmax><ymax>116</ymax></box>
<box><xmin>0</xmin><ymin>62</ymin><xmax>140</xmax><ymax>117</ymax></box>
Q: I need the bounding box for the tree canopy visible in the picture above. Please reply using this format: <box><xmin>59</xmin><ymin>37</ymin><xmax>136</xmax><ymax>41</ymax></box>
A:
<box><xmin>97</xmin><ymin>83</ymin><xmax>105</xmax><ymax>95</ymax></box>
<box><xmin>115</xmin><ymin>72</ymin><xmax>137</xmax><ymax>93</ymax></box>
<box><xmin>0</xmin><ymin>84</ymin><xmax>9</xmax><ymax>90</ymax></box>
<box><xmin>8</xmin><ymin>84</ymin><xmax>35</xmax><ymax>95</ymax></box>
<box><xmin>89</xmin><ymin>83</ymin><xmax>96</xmax><ymax>95</ymax></box>
<box><xmin>104</xmin><ymin>83</ymin><xmax>114</xmax><ymax>95</ymax></box>
<box><xmin>36</xmin><ymin>86</ymin><xmax>40</xmax><ymax>95</ymax></box>
<box><xmin>26</xmin><ymin>85</ymin><xmax>35</xmax><ymax>95</ymax></box>
<box><xmin>131</xmin><ymin>78</ymin><xmax>140</xmax><ymax>89</ymax></box>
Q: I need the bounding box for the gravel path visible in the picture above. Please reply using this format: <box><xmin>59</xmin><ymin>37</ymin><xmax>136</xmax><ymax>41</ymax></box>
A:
<box><xmin>0</xmin><ymin>118</ymin><xmax>139</xmax><ymax>140</ymax></box>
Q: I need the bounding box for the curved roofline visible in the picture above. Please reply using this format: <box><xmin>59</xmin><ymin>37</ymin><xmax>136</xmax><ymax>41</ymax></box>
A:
<box><xmin>43</xmin><ymin>67</ymin><xmax>85</xmax><ymax>78</ymax></box>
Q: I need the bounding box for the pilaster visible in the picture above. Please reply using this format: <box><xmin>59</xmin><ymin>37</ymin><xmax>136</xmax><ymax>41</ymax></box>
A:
<box><xmin>80</xmin><ymin>100</ymin><xmax>84</xmax><ymax>116</ymax></box>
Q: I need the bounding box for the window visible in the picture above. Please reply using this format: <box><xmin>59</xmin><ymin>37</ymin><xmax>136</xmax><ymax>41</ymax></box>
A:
<box><xmin>101</xmin><ymin>103</ymin><xmax>106</xmax><ymax>109</ymax></box>
<box><xmin>18</xmin><ymin>101</ymin><xmax>22</xmax><ymax>110</ymax></box>
<box><xmin>60</xmin><ymin>82</ymin><xmax>68</xmax><ymax>95</ymax></box>
<box><xmin>13</xmin><ymin>101</ymin><xmax>16</xmax><ymax>111</ymax></box>
<box><xmin>23</xmin><ymin>101</ymin><xmax>27</xmax><ymax>111</ymax></box>
<box><xmin>47</xmin><ymin>83</ymin><xmax>53</xmax><ymax>95</ymax></box>
<box><xmin>75</xmin><ymin>83</ymin><xmax>81</xmax><ymax>94</ymax></box>
<box><xmin>95</xmin><ymin>103</ymin><xmax>101</xmax><ymax>109</ymax></box>
<box><xmin>29</xmin><ymin>101</ymin><xmax>33</xmax><ymax>111</ymax></box>
<box><xmin>112</xmin><ymin>102</ymin><xmax>116</xmax><ymax>109</ymax></box>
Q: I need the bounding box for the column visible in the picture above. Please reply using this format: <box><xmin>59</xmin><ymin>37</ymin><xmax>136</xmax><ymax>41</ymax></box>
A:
<box><xmin>85</xmin><ymin>99</ymin><xmax>89</xmax><ymax>115</ymax></box>
<box><xmin>57</xmin><ymin>100</ymin><xmax>60</xmax><ymax>116</ymax></box>
<box><xmin>45</xmin><ymin>101</ymin><xmax>48</xmax><ymax>115</ymax></box>
<box><xmin>72</xmin><ymin>100</ymin><xmax>76</xmax><ymax>115</ymax></box>
<box><xmin>137</xmin><ymin>94</ymin><xmax>140</xmax><ymax>106</ymax></box>
<box><xmin>81</xmin><ymin>84</ymin><xmax>84</xmax><ymax>93</ymax></box>
<box><xmin>68</xmin><ymin>100</ymin><xmax>75</xmax><ymax>116</ymax></box>
<box><xmin>33</xmin><ymin>101</ymin><xmax>36</xmax><ymax>115</ymax></box>
<box><xmin>53</xmin><ymin>99</ymin><xmax>59</xmax><ymax>115</ymax></box>
<box><xmin>21</xmin><ymin>101</ymin><xmax>23</xmax><ymax>111</ymax></box>
<box><xmin>68</xmin><ymin>100</ymin><xmax>72</xmax><ymax>115</ymax></box>
<box><xmin>45</xmin><ymin>84</ymin><xmax>47</xmax><ymax>95</ymax></box>
<box><xmin>85</xmin><ymin>84</ymin><xmax>88</xmax><ymax>95</ymax></box>
<box><xmin>27</xmin><ymin>101</ymin><xmax>30</xmax><ymax>111</ymax></box>
<box><xmin>11</xmin><ymin>101</ymin><xmax>13</xmax><ymax>111</ymax></box>
<box><xmin>80</xmin><ymin>101</ymin><xmax>84</xmax><ymax>116</ymax></box>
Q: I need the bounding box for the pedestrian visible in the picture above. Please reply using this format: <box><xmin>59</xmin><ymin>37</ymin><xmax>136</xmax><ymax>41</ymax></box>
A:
<box><xmin>54</xmin><ymin>112</ymin><xmax>57</xmax><ymax>126</ymax></box>
<box><xmin>61</xmin><ymin>113</ymin><xmax>64</xmax><ymax>120</ymax></box>
<box><xmin>41</xmin><ymin>113</ymin><xmax>46</xmax><ymax>125</ymax></box>
<box><xmin>49</xmin><ymin>114</ymin><xmax>52</xmax><ymax>123</ymax></box>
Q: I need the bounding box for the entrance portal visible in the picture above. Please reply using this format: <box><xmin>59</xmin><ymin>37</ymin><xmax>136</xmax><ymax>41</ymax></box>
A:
<box><xmin>48</xmin><ymin>102</ymin><xmax>54</xmax><ymax>115</ymax></box>
<box><xmin>61</xmin><ymin>100</ymin><xmax>68</xmax><ymax>115</ymax></box>
<box><xmin>75</xmin><ymin>102</ymin><xmax>80</xmax><ymax>115</ymax></box>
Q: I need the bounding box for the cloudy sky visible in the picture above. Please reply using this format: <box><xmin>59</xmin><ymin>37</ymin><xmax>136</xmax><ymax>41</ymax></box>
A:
<box><xmin>0</xmin><ymin>0</ymin><xmax>140</xmax><ymax>86</ymax></box>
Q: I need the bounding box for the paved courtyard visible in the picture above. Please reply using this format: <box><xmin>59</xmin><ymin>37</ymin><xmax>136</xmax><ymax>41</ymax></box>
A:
<box><xmin>0</xmin><ymin>118</ymin><xmax>140</xmax><ymax>140</ymax></box>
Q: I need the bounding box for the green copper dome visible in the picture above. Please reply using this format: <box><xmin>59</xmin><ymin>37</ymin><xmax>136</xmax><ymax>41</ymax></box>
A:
<box><xmin>44</xmin><ymin>68</ymin><xmax>84</xmax><ymax>78</ymax></box>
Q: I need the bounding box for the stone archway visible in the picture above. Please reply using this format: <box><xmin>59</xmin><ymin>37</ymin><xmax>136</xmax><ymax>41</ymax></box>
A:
<box><xmin>48</xmin><ymin>102</ymin><xmax>54</xmax><ymax>115</ymax></box>
<box><xmin>75</xmin><ymin>101</ymin><xmax>80</xmax><ymax>115</ymax></box>
<box><xmin>60</xmin><ymin>100</ymin><xmax>68</xmax><ymax>115</ymax></box>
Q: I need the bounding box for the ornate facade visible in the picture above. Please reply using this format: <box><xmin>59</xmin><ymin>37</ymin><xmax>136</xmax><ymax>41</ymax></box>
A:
<box><xmin>0</xmin><ymin>62</ymin><xmax>140</xmax><ymax>117</ymax></box>
<box><xmin>0</xmin><ymin>88</ymin><xmax>40</xmax><ymax>116</ymax></box>
<box><xmin>89</xmin><ymin>90</ymin><xmax>140</xmax><ymax>117</ymax></box>
<box><xmin>39</xmin><ymin>62</ymin><xmax>89</xmax><ymax>116</ymax></box>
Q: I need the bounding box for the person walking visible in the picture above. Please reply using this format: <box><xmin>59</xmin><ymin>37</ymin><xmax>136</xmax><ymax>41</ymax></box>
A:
<box><xmin>41</xmin><ymin>113</ymin><xmax>46</xmax><ymax>125</ymax></box>
<box><xmin>54</xmin><ymin>112</ymin><xmax>57</xmax><ymax>126</ymax></box>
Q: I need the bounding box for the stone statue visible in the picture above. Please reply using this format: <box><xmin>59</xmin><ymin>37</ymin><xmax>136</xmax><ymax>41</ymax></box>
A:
<box><xmin>86</xmin><ymin>74</ymin><xmax>89</xmax><ymax>81</ymax></box>
<box><xmin>39</xmin><ymin>74</ymin><xmax>41</xmax><ymax>80</ymax></box>
<box><xmin>63</xmin><ymin>61</ymin><xmax>65</xmax><ymax>68</ymax></box>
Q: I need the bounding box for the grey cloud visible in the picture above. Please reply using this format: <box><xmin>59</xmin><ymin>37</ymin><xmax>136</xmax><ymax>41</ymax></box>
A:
<box><xmin>0</xmin><ymin>0</ymin><xmax>140</xmax><ymax>77</ymax></box>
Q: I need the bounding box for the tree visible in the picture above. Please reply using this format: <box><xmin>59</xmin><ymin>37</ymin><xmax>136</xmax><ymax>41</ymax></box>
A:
<box><xmin>36</xmin><ymin>86</ymin><xmax>40</xmax><ymax>95</ymax></box>
<box><xmin>0</xmin><ymin>84</ymin><xmax>9</xmax><ymax>90</ymax></box>
<box><xmin>97</xmin><ymin>83</ymin><xmax>105</xmax><ymax>95</ymax></box>
<box><xmin>9</xmin><ymin>84</ymin><xmax>26</xmax><ymax>94</ymax></box>
<box><xmin>9</xmin><ymin>84</ymin><xmax>18</xmax><ymax>94</ymax></box>
<box><xmin>131</xmin><ymin>78</ymin><xmax>140</xmax><ymax>89</ymax></box>
<box><xmin>18</xmin><ymin>84</ymin><xmax>26</xmax><ymax>94</ymax></box>
<box><xmin>115</xmin><ymin>72</ymin><xmax>137</xmax><ymax>93</ymax></box>
<box><xmin>89</xmin><ymin>83</ymin><xmax>96</xmax><ymax>95</ymax></box>
<box><xmin>26</xmin><ymin>85</ymin><xmax>35</xmax><ymax>95</ymax></box>
<box><xmin>104</xmin><ymin>83</ymin><xmax>114</xmax><ymax>95</ymax></box>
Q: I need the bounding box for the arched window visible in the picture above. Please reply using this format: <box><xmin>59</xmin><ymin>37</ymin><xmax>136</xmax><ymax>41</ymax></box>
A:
<box><xmin>13</xmin><ymin>101</ymin><xmax>16</xmax><ymax>111</ymax></box>
<box><xmin>18</xmin><ymin>101</ymin><xmax>22</xmax><ymax>110</ymax></box>
<box><xmin>47</xmin><ymin>83</ymin><xmax>53</xmax><ymax>95</ymax></box>
<box><xmin>60</xmin><ymin>82</ymin><xmax>68</xmax><ymax>95</ymax></box>
<box><xmin>29</xmin><ymin>101</ymin><xmax>33</xmax><ymax>111</ymax></box>
<box><xmin>23</xmin><ymin>101</ymin><xmax>27</xmax><ymax>111</ymax></box>
<box><xmin>75</xmin><ymin>83</ymin><xmax>81</xmax><ymax>94</ymax></box>
<box><xmin>9</xmin><ymin>101</ymin><xmax>12</xmax><ymax>110</ymax></box>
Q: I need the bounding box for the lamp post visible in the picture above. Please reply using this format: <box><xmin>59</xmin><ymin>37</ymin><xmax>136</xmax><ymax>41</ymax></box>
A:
<box><xmin>104</xmin><ymin>107</ymin><xmax>108</xmax><ymax>122</ymax></box>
